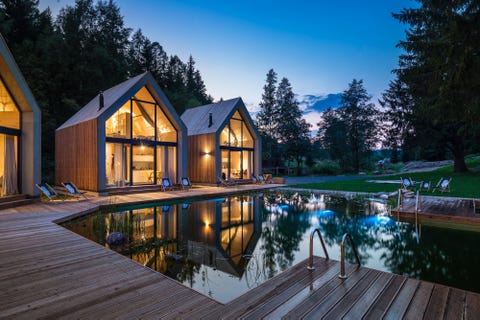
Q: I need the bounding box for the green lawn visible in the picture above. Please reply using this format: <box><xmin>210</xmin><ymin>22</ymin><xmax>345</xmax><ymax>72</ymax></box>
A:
<box><xmin>293</xmin><ymin>158</ymin><xmax>480</xmax><ymax>199</ymax></box>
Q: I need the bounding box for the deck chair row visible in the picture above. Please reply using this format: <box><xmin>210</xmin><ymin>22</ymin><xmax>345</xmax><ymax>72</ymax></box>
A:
<box><xmin>401</xmin><ymin>177</ymin><xmax>452</xmax><ymax>193</ymax></box>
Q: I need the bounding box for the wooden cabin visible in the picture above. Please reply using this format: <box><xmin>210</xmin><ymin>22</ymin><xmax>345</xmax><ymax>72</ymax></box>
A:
<box><xmin>181</xmin><ymin>98</ymin><xmax>261</xmax><ymax>184</ymax></box>
<box><xmin>0</xmin><ymin>34</ymin><xmax>41</xmax><ymax>198</ymax></box>
<box><xmin>55</xmin><ymin>72</ymin><xmax>187</xmax><ymax>192</ymax></box>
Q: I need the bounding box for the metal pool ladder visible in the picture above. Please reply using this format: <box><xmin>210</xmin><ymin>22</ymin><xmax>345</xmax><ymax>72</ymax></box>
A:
<box><xmin>307</xmin><ymin>228</ymin><xmax>329</xmax><ymax>270</ymax></box>
<box><xmin>338</xmin><ymin>233</ymin><xmax>361</xmax><ymax>279</ymax></box>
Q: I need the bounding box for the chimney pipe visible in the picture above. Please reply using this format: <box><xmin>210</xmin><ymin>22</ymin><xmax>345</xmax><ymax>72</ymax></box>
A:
<box><xmin>208</xmin><ymin>112</ymin><xmax>213</xmax><ymax>127</ymax></box>
<box><xmin>99</xmin><ymin>91</ymin><xmax>104</xmax><ymax>110</ymax></box>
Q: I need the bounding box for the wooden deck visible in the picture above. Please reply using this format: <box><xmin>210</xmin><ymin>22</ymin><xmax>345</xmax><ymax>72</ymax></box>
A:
<box><xmin>1</xmin><ymin>185</ymin><xmax>480</xmax><ymax>319</ymax></box>
<box><xmin>396</xmin><ymin>195</ymin><xmax>480</xmax><ymax>224</ymax></box>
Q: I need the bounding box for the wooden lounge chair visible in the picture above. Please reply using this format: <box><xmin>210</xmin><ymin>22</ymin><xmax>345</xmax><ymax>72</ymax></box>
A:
<box><xmin>35</xmin><ymin>183</ymin><xmax>63</xmax><ymax>202</ymax></box>
<box><xmin>259</xmin><ymin>174</ymin><xmax>274</xmax><ymax>184</ymax></box>
<box><xmin>62</xmin><ymin>182</ymin><xmax>88</xmax><ymax>200</ymax></box>
<box><xmin>401</xmin><ymin>177</ymin><xmax>416</xmax><ymax>191</ymax></box>
<box><xmin>181</xmin><ymin>177</ymin><xmax>192</xmax><ymax>190</ymax></box>
<box><xmin>433</xmin><ymin>177</ymin><xmax>451</xmax><ymax>193</ymax></box>
<box><xmin>217</xmin><ymin>176</ymin><xmax>236</xmax><ymax>187</ymax></box>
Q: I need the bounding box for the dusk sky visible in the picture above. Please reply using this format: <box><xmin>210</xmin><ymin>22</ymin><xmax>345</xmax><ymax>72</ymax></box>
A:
<box><xmin>40</xmin><ymin>0</ymin><xmax>415</xmax><ymax>115</ymax></box>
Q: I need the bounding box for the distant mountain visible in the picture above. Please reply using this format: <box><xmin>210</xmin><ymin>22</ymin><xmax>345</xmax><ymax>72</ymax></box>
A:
<box><xmin>297</xmin><ymin>93</ymin><xmax>342</xmax><ymax>113</ymax></box>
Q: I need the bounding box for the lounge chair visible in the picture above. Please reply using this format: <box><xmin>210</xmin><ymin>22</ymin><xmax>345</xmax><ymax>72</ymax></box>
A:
<box><xmin>251</xmin><ymin>175</ymin><xmax>259</xmax><ymax>184</ymax></box>
<box><xmin>259</xmin><ymin>174</ymin><xmax>274</xmax><ymax>184</ymax></box>
<box><xmin>181</xmin><ymin>177</ymin><xmax>192</xmax><ymax>190</ymax></box>
<box><xmin>401</xmin><ymin>177</ymin><xmax>416</xmax><ymax>191</ymax></box>
<box><xmin>161</xmin><ymin>178</ymin><xmax>177</xmax><ymax>191</ymax></box>
<box><xmin>217</xmin><ymin>176</ymin><xmax>236</xmax><ymax>187</ymax></box>
<box><xmin>433</xmin><ymin>177</ymin><xmax>451</xmax><ymax>193</ymax></box>
<box><xmin>62</xmin><ymin>182</ymin><xmax>88</xmax><ymax>200</ymax></box>
<box><xmin>419</xmin><ymin>181</ymin><xmax>431</xmax><ymax>192</ymax></box>
<box><xmin>35</xmin><ymin>183</ymin><xmax>63</xmax><ymax>202</ymax></box>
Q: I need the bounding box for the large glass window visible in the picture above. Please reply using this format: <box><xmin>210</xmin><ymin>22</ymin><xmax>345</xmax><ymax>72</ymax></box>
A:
<box><xmin>0</xmin><ymin>134</ymin><xmax>18</xmax><ymax>196</ymax></box>
<box><xmin>0</xmin><ymin>78</ymin><xmax>20</xmax><ymax>196</ymax></box>
<box><xmin>220</xmin><ymin>110</ymin><xmax>255</xmax><ymax>180</ymax></box>
<box><xmin>105</xmin><ymin>86</ymin><xmax>178</xmax><ymax>187</ymax></box>
<box><xmin>0</xmin><ymin>78</ymin><xmax>20</xmax><ymax>129</ymax></box>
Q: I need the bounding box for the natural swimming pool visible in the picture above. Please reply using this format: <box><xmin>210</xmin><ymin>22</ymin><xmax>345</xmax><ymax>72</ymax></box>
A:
<box><xmin>63</xmin><ymin>190</ymin><xmax>480</xmax><ymax>303</ymax></box>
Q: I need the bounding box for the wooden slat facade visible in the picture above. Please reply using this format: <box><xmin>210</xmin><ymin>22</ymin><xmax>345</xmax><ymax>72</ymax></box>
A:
<box><xmin>187</xmin><ymin>133</ymin><xmax>217</xmax><ymax>184</ymax></box>
<box><xmin>55</xmin><ymin>119</ymin><xmax>98</xmax><ymax>191</ymax></box>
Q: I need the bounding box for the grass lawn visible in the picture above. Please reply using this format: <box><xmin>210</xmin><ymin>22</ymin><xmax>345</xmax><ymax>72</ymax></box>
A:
<box><xmin>293</xmin><ymin>158</ymin><xmax>480</xmax><ymax>199</ymax></box>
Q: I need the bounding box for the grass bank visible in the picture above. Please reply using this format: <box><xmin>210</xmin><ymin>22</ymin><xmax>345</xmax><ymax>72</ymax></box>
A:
<box><xmin>293</xmin><ymin>158</ymin><xmax>480</xmax><ymax>199</ymax></box>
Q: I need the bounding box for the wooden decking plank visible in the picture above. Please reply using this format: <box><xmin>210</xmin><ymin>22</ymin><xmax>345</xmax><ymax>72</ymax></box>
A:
<box><xmin>241</xmin><ymin>259</ymin><xmax>338</xmax><ymax>319</ymax></box>
<box><xmin>322</xmin><ymin>269</ymin><xmax>382</xmax><ymax>319</ymax></box>
<box><xmin>382</xmin><ymin>278</ymin><xmax>420</xmax><ymax>320</ymax></box>
<box><xmin>115</xmin><ymin>285</ymin><xmax>199</xmax><ymax>318</ymax></box>
<box><xmin>302</xmin><ymin>268</ymin><xmax>373</xmax><ymax>320</ymax></box>
<box><xmin>1</xmin><ymin>271</ymin><xmax>160</xmax><ymax>318</ymax></box>
<box><xmin>0</xmin><ymin>258</ymin><xmax>149</xmax><ymax>309</ymax></box>
<box><xmin>204</xmin><ymin>257</ymin><xmax>321</xmax><ymax>319</ymax></box>
<box><xmin>423</xmin><ymin>284</ymin><xmax>449</xmax><ymax>320</ymax></box>
<box><xmin>142</xmin><ymin>292</ymin><xmax>212</xmax><ymax>319</ymax></box>
<box><xmin>172</xmin><ymin>298</ymin><xmax>223</xmax><ymax>319</ymax></box>
<box><xmin>59</xmin><ymin>277</ymin><xmax>183</xmax><ymax>319</ymax></box>
<box><xmin>465</xmin><ymin>291</ymin><xmax>480</xmax><ymax>320</ymax></box>
<box><xmin>362</xmin><ymin>274</ymin><xmax>406</xmax><ymax>320</ymax></box>
<box><xmin>0</xmin><ymin>245</ymin><xmax>121</xmax><ymax>281</ymax></box>
<box><xmin>402</xmin><ymin>280</ymin><xmax>434</xmax><ymax>320</ymax></box>
<box><xmin>444</xmin><ymin>288</ymin><xmax>466</xmax><ymax>320</ymax></box>
<box><xmin>262</xmin><ymin>261</ymin><xmax>341</xmax><ymax>320</ymax></box>
<box><xmin>342</xmin><ymin>271</ymin><xmax>395</xmax><ymax>319</ymax></box>
<box><xmin>281</xmin><ymin>263</ymin><xmax>359</xmax><ymax>319</ymax></box>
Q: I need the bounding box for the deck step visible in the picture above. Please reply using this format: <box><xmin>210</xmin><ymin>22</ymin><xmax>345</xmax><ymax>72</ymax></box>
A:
<box><xmin>0</xmin><ymin>195</ymin><xmax>35</xmax><ymax>210</ymax></box>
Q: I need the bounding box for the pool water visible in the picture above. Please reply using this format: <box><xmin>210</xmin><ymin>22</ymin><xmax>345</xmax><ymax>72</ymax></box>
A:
<box><xmin>63</xmin><ymin>190</ymin><xmax>480</xmax><ymax>303</ymax></box>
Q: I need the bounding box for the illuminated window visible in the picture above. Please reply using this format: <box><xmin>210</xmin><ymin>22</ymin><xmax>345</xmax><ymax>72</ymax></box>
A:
<box><xmin>0</xmin><ymin>78</ymin><xmax>20</xmax><ymax>129</ymax></box>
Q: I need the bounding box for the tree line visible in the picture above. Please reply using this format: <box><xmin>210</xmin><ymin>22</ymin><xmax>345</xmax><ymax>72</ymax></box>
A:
<box><xmin>257</xmin><ymin>0</ymin><xmax>480</xmax><ymax>174</ymax></box>
<box><xmin>0</xmin><ymin>0</ymin><xmax>212</xmax><ymax>181</ymax></box>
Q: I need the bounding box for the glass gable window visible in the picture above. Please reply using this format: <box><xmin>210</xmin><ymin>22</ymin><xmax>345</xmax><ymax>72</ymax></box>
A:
<box><xmin>0</xmin><ymin>78</ymin><xmax>20</xmax><ymax>129</ymax></box>
<box><xmin>220</xmin><ymin>110</ymin><xmax>255</xmax><ymax>180</ymax></box>
<box><xmin>105</xmin><ymin>86</ymin><xmax>178</xmax><ymax>187</ymax></box>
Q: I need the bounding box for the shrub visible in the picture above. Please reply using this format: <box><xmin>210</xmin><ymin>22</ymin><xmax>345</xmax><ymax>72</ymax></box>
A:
<box><xmin>312</xmin><ymin>160</ymin><xmax>341</xmax><ymax>175</ymax></box>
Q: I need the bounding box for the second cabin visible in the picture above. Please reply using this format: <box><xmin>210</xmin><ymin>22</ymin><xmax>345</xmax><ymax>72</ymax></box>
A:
<box><xmin>181</xmin><ymin>98</ymin><xmax>262</xmax><ymax>184</ymax></box>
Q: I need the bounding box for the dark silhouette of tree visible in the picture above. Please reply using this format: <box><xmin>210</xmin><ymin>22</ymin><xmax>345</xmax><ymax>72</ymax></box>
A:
<box><xmin>318</xmin><ymin>80</ymin><xmax>377</xmax><ymax>173</ymax></box>
<box><xmin>393</xmin><ymin>0</ymin><xmax>480</xmax><ymax>172</ymax></box>
<box><xmin>275</xmin><ymin>77</ymin><xmax>312</xmax><ymax>173</ymax></box>
<box><xmin>256</xmin><ymin>69</ymin><xmax>280</xmax><ymax>167</ymax></box>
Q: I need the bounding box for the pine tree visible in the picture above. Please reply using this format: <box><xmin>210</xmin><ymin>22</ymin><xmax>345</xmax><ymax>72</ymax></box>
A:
<box><xmin>379</xmin><ymin>78</ymin><xmax>416</xmax><ymax>163</ymax></box>
<box><xmin>276</xmin><ymin>77</ymin><xmax>311</xmax><ymax>171</ymax></box>
<box><xmin>257</xmin><ymin>69</ymin><xmax>278</xmax><ymax>137</ymax></box>
<box><xmin>393</xmin><ymin>0</ymin><xmax>480</xmax><ymax>172</ymax></box>
<box><xmin>338</xmin><ymin>79</ymin><xmax>377</xmax><ymax>173</ymax></box>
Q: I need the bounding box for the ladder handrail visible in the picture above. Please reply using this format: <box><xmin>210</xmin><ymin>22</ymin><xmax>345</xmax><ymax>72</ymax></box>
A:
<box><xmin>307</xmin><ymin>228</ymin><xmax>329</xmax><ymax>270</ymax></box>
<box><xmin>339</xmin><ymin>233</ymin><xmax>361</xmax><ymax>279</ymax></box>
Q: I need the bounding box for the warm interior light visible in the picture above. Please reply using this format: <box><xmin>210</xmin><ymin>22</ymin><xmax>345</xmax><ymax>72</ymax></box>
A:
<box><xmin>205</xmin><ymin>220</ymin><xmax>210</xmax><ymax>227</ymax></box>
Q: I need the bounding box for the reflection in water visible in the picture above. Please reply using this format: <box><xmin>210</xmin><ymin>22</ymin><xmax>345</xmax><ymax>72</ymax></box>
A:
<box><xmin>64</xmin><ymin>190</ymin><xmax>480</xmax><ymax>302</ymax></box>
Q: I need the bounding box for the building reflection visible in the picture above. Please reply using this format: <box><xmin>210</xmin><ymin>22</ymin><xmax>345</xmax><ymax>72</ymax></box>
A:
<box><xmin>77</xmin><ymin>194</ymin><xmax>262</xmax><ymax>279</ymax></box>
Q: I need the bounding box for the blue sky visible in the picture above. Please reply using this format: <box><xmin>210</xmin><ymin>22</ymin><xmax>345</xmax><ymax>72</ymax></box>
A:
<box><xmin>40</xmin><ymin>0</ymin><xmax>414</xmax><ymax>114</ymax></box>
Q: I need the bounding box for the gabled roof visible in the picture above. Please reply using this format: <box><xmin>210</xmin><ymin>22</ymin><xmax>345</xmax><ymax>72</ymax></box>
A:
<box><xmin>181</xmin><ymin>97</ymin><xmax>258</xmax><ymax>137</ymax></box>
<box><xmin>0</xmin><ymin>33</ymin><xmax>41</xmax><ymax>115</ymax></box>
<box><xmin>57</xmin><ymin>72</ymin><xmax>185</xmax><ymax>133</ymax></box>
<box><xmin>57</xmin><ymin>72</ymin><xmax>147</xmax><ymax>130</ymax></box>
